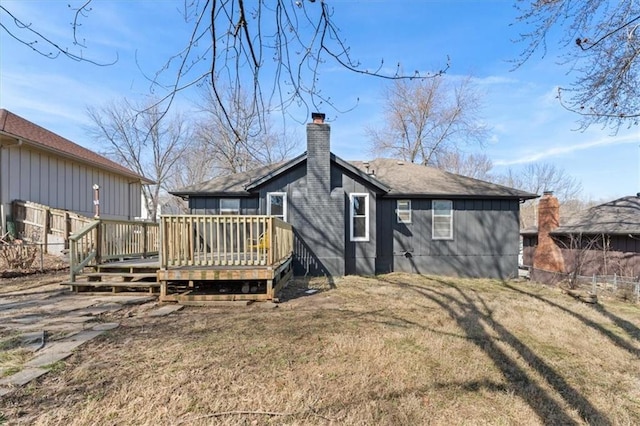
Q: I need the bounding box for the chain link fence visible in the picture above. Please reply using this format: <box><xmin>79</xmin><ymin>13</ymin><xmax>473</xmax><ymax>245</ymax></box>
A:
<box><xmin>530</xmin><ymin>268</ymin><xmax>640</xmax><ymax>303</ymax></box>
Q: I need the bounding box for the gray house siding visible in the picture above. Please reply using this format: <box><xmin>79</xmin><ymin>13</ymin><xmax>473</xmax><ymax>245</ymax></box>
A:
<box><xmin>0</xmin><ymin>144</ymin><xmax>142</xmax><ymax>220</ymax></box>
<box><xmin>186</xmin><ymin>160</ymin><xmax>389</xmax><ymax>277</ymax></box>
<box><xmin>376</xmin><ymin>198</ymin><xmax>520</xmax><ymax>279</ymax></box>
<box><xmin>343</xmin><ymin>173</ymin><xmax>377</xmax><ymax>276</ymax></box>
<box><xmin>189</xmin><ymin>196</ymin><xmax>259</xmax><ymax>215</ymax></box>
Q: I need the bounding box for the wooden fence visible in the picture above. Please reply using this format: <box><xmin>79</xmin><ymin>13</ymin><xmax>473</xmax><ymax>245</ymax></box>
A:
<box><xmin>10</xmin><ymin>200</ymin><xmax>92</xmax><ymax>251</ymax></box>
<box><xmin>69</xmin><ymin>219</ymin><xmax>159</xmax><ymax>282</ymax></box>
<box><xmin>160</xmin><ymin>215</ymin><xmax>293</xmax><ymax>268</ymax></box>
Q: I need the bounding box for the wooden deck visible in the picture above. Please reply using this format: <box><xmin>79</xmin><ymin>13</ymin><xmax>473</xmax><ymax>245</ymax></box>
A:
<box><xmin>67</xmin><ymin>215</ymin><xmax>294</xmax><ymax>302</ymax></box>
<box><xmin>158</xmin><ymin>256</ymin><xmax>293</xmax><ymax>303</ymax></box>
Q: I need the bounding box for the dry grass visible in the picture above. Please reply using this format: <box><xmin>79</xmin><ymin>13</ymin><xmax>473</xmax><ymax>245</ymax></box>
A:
<box><xmin>1</xmin><ymin>273</ymin><xmax>639</xmax><ymax>425</ymax></box>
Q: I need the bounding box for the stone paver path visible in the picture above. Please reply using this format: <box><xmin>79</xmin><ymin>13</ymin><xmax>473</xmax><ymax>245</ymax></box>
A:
<box><xmin>0</xmin><ymin>286</ymin><xmax>180</xmax><ymax>397</ymax></box>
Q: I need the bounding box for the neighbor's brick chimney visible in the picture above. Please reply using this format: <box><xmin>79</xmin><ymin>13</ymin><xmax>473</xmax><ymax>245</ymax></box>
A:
<box><xmin>533</xmin><ymin>191</ymin><xmax>565</xmax><ymax>273</ymax></box>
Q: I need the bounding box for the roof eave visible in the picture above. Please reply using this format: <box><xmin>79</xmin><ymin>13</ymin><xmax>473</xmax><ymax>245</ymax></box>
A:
<box><xmin>382</xmin><ymin>192</ymin><xmax>538</xmax><ymax>200</ymax></box>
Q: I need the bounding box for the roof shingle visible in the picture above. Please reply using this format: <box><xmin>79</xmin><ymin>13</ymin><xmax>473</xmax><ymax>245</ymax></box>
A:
<box><xmin>552</xmin><ymin>196</ymin><xmax>640</xmax><ymax>235</ymax></box>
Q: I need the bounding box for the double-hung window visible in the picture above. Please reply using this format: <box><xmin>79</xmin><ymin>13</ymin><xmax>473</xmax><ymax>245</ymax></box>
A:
<box><xmin>220</xmin><ymin>198</ymin><xmax>240</xmax><ymax>215</ymax></box>
<box><xmin>432</xmin><ymin>200</ymin><xmax>453</xmax><ymax>240</ymax></box>
<box><xmin>396</xmin><ymin>199</ymin><xmax>412</xmax><ymax>223</ymax></box>
<box><xmin>267</xmin><ymin>192</ymin><xmax>287</xmax><ymax>221</ymax></box>
<box><xmin>350</xmin><ymin>193</ymin><xmax>369</xmax><ymax>241</ymax></box>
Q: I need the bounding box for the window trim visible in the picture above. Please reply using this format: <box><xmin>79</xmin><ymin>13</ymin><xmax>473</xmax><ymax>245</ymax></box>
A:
<box><xmin>396</xmin><ymin>199</ymin><xmax>412</xmax><ymax>223</ymax></box>
<box><xmin>267</xmin><ymin>192</ymin><xmax>287</xmax><ymax>221</ymax></box>
<box><xmin>349</xmin><ymin>193</ymin><xmax>369</xmax><ymax>242</ymax></box>
<box><xmin>432</xmin><ymin>199</ymin><xmax>453</xmax><ymax>240</ymax></box>
<box><xmin>220</xmin><ymin>198</ymin><xmax>240</xmax><ymax>215</ymax></box>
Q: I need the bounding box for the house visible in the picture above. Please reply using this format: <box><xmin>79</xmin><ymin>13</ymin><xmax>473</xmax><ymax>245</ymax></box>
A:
<box><xmin>171</xmin><ymin>113</ymin><xmax>537</xmax><ymax>279</ymax></box>
<box><xmin>523</xmin><ymin>192</ymin><xmax>640</xmax><ymax>280</ymax></box>
<box><xmin>0</xmin><ymin>109</ymin><xmax>150</xmax><ymax>232</ymax></box>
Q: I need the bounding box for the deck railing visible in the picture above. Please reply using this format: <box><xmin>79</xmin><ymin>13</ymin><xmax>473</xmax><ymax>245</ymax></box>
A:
<box><xmin>68</xmin><ymin>219</ymin><xmax>159</xmax><ymax>282</ymax></box>
<box><xmin>160</xmin><ymin>215</ymin><xmax>293</xmax><ymax>268</ymax></box>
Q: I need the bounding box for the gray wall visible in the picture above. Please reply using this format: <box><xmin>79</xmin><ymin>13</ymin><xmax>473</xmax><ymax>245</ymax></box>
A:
<box><xmin>188</xmin><ymin>161</ymin><xmax>386</xmax><ymax>277</ymax></box>
<box><xmin>0</xmin><ymin>144</ymin><xmax>142</xmax><ymax>222</ymax></box>
<box><xmin>376</xmin><ymin>198</ymin><xmax>521</xmax><ymax>279</ymax></box>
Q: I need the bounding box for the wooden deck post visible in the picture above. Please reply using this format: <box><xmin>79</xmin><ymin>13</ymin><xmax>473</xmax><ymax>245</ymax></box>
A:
<box><xmin>95</xmin><ymin>221</ymin><xmax>102</xmax><ymax>265</ymax></box>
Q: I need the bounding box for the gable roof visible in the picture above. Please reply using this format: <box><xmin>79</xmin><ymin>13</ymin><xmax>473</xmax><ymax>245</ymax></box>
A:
<box><xmin>0</xmin><ymin>109</ymin><xmax>150</xmax><ymax>183</ymax></box>
<box><xmin>244</xmin><ymin>153</ymin><xmax>391</xmax><ymax>193</ymax></box>
<box><xmin>171</xmin><ymin>153</ymin><xmax>537</xmax><ymax>200</ymax></box>
<box><xmin>551</xmin><ymin>196</ymin><xmax>640</xmax><ymax>235</ymax></box>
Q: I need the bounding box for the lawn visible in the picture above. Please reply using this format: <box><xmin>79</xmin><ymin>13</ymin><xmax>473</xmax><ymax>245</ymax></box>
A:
<box><xmin>1</xmin><ymin>273</ymin><xmax>639</xmax><ymax>425</ymax></box>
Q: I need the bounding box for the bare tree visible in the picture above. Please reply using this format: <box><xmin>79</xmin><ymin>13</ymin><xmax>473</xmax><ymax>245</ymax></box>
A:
<box><xmin>434</xmin><ymin>151</ymin><xmax>494</xmax><ymax>181</ymax></box>
<box><xmin>514</xmin><ymin>0</ymin><xmax>640</xmax><ymax>130</ymax></box>
<box><xmin>367</xmin><ymin>76</ymin><xmax>489</xmax><ymax>166</ymax></box>
<box><xmin>193</xmin><ymin>85</ymin><xmax>299</xmax><ymax>175</ymax></box>
<box><xmin>497</xmin><ymin>163</ymin><xmax>584</xmax><ymax>229</ymax></box>
<box><xmin>1</xmin><ymin>1</ymin><xmax>448</xmax><ymax>136</ymax></box>
<box><xmin>86</xmin><ymin>100</ymin><xmax>190</xmax><ymax>221</ymax></box>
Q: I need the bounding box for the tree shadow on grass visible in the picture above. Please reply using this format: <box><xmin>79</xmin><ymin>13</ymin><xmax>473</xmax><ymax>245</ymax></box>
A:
<box><xmin>503</xmin><ymin>283</ymin><xmax>640</xmax><ymax>358</ymax></box>
<box><xmin>588</xmin><ymin>303</ymin><xmax>640</xmax><ymax>343</ymax></box>
<box><xmin>377</xmin><ymin>275</ymin><xmax>610</xmax><ymax>426</ymax></box>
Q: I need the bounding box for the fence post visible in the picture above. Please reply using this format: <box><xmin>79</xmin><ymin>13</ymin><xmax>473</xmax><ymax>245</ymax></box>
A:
<box><xmin>613</xmin><ymin>273</ymin><xmax>617</xmax><ymax>290</ymax></box>
<box><xmin>42</xmin><ymin>206</ymin><xmax>50</xmax><ymax>254</ymax></box>
<box><xmin>592</xmin><ymin>274</ymin><xmax>597</xmax><ymax>295</ymax></box>
<box><xmin>64</xmin><ymin>211</ymin><xmax>71</xmax><ymax>249</ymax></box>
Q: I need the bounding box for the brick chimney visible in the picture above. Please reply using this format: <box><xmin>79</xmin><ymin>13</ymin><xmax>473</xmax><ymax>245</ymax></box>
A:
<box><xmin>294</xmin><ymin>112</ymin><xmax>345</xmax><ymax>276</ymax></box>
<box><xmin>307</xmin><ymin>112</ymin><xmax>330</xmax><ymax>196</ymax></box>
<box><xmin>533</xmin><ymin>191</ymin><xmax>565</xmax><ymax>272</ymax></box>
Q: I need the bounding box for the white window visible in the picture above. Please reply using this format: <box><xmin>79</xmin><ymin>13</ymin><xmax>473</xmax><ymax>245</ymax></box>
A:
<box><xmin>396</xmin><ymin>199</ymin><xmax>412</xmax><ymax>223</ymax></box>
<box><xmin>432</xmin><ymin>200</ymin><xmax>453</xmax><ymax>240</ymax></box>
<box><xmin>220</xmin><ymin>198</ymin><xmax>240</xmax><ymax>215</ymax></box>
<box><xmin>267</xmin><ymin>192</ymin><xmax>287</xmax><ymax>221</ymax></box>
<box><xmin>350</xmin><ymin>193</ymin><xmax>369</xmax><ymax>241</ymax></box>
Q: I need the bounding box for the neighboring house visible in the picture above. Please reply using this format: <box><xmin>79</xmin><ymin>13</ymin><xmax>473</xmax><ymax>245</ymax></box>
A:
<box><xmin>171</xmin><ymin>113</ymin><xmax>537</xmax><ymax>279</ymax></box>
<box><xmin>0</xmin><ymin>109</ymin><xmax>150</xmax><ymax>232</ymax></box>
<box><xmin>523</xmin><ymin>192</ymin><xmax>640</xmax><ymax>278</ymax></box>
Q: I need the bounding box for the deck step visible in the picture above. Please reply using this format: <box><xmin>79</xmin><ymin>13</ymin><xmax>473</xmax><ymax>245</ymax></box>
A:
<box><xmin>80</xmin><ymin>272</ymin><xmax>158</xmax><ymax>279</ymax></box>
<box><xmin>65</xmin><ymin>281</ymin><xmax>160</xmax><ymax>288</ymax></box>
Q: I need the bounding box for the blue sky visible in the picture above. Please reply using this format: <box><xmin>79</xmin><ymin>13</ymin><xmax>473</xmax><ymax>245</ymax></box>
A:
<box><xmin>1</xmin><ymin>0</ymin><xmax>638</xmax><ymax>201</ymax></box>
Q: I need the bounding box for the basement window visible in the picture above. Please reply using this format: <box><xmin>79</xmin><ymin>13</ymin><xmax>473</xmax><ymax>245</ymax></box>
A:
<box><xmin>350</xmin><ymin>193</ymin><xmax>369</xmax><ymax>242</ymax></box>
<box><xmin>432</xmin><ymin>200</ymin><xmax>453</xmax><ymax>240</ymax></box>
<box><xmin>220</xmin><ymin>198</ymin><xmax>240</xmax><ymax>215</ymax></box>
<box><xmin>267</xmin><ymin>192</ymin><xmax>287</xmax><ymax>221</ymax></box>
<box><xmin>396</xmin><ymin>199</ymin><xmax>412</xmax><ymax>223</ymax></box>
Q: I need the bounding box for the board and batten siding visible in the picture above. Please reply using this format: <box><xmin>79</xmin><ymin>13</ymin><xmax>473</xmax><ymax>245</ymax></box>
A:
<box><xmin>0</xmin><ymin>144</ymin><xmax>142</xmax><ymax>221</ymax></box>
<box><xmin>189</xmin><ymin>197</ymin><xmax>259</xmax><ymax>215</ymax></box>
<box><xmin>376</xmin><ymin>198</ymin><xmax>520</xmax><ymax>279</ymax></box>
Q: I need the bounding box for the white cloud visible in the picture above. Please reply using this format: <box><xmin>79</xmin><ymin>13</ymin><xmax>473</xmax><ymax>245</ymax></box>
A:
<box><xmin>494</xmin><ymin>133</ymin><xmax>639</xmax><ymax>166</ymax></box>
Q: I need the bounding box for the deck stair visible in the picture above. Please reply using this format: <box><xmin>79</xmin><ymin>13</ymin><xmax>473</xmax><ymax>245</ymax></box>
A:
<box><xmin>68</xmin><ymin>259</ymin><xmax>161</xmax><ymax>294</ymax></box>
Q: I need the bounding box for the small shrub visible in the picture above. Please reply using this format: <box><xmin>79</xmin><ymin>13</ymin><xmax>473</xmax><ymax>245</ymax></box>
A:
<box><xmin>0</xmin><ymin>240</ymin><xmax>37</xmax><ymax>270</ymax></box>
